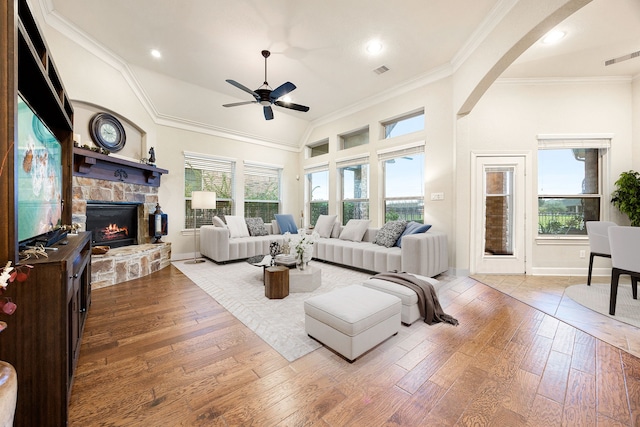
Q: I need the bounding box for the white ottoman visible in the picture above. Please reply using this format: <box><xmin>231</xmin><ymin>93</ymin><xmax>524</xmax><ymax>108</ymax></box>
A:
<box><xmin>304</xmin><ymin>285</ymin><xmax>401</xmax><ymax>362</ymax></box>
<box><xmin>362</xmin><ymin>274</ymin><xmax>441</xmax><ymax>325</ymax></box>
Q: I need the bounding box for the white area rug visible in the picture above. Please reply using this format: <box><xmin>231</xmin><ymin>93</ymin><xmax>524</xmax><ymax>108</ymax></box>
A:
<box><xmin>172</xmin><ymin>260</ymin><xmax>374</xmax><ymax>362</ymax></box>
<box><xmin>564</xmin><ymin>283</ymin><xmax>640</xmax><ymax>328</ymax></box>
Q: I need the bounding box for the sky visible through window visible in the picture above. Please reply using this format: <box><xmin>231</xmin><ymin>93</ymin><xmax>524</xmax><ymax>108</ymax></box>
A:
<box><xmin>538</xmin><ymin>149</ymin><xmax>587</xmax><ymax>194</ymax></box>
<box><xmin>385</xmin><ymin>154</ymin><xmax>424</xmax><ymax>196</ymax></box>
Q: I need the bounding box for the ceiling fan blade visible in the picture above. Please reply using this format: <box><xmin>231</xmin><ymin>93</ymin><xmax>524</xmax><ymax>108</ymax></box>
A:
<box><xmin>263</xmin><ymin>105</ymin><xmax>274</xmax><ymax>120</ymax></box>
<box><xmin>275</xmin><ymin>100</ymin><xmax>310</xmax><ymax>112</ymax></box>
<box><xmin>225</xmin><ymin>79</ymin><xmax>259</xmax><ymax>98</ymax></box>
<box><xmin>223</xmin><ymin>101</ymin><xmax>257</xmax><ymax>107</ymax></box>
<box><xmin>270</xmin><ymin>81</ymin><xmax>296</xmax><ymax>101</ymax></box>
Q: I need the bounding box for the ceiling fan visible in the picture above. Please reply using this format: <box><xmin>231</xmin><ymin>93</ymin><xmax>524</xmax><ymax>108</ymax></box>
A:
<box><xmin>223</xmin><ymin>50</ymin><xmax>310</xmax><ymax>120</ymax></box>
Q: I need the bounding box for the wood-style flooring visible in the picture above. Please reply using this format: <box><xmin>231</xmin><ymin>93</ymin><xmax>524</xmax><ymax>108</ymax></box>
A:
<box><xmin>68</xmin><ymin>265</ymin><xmax>640</xmax><ymax>426</ymax></box>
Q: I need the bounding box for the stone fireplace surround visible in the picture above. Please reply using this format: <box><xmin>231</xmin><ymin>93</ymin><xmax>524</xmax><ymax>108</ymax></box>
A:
<box><xmin>72</xmin><ymin>151</ymin><xmax>171</xmax><ymax>289</ymax></box>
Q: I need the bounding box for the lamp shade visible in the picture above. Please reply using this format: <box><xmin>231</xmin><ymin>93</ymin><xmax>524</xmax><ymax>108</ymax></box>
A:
<box><xmin>191</xmin><ymin>191</ymin><xmax>216</xmax><ymax>209</ymax></box>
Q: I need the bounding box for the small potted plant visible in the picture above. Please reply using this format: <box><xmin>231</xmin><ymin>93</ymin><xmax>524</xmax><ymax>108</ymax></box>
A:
<box><xmin>611</xmin><ymin>170</ymin><xmax>640</xmax><ymax>226</ymax></box>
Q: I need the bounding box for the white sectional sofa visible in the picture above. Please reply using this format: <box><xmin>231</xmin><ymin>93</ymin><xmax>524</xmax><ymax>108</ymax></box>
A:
<box><xmin>199</xmin><ymin>222</ymin><xmax>284</xmax><ymax>262</ymax></box>
<box><xmin>199</xmin><ymin>218</ymin><xmax>449</xmax><ymax>278</ymax></box>
<box><xmin>313</xmin><ymin>224</ymin><xmax>448</xmax><ymax>278</ymax></box>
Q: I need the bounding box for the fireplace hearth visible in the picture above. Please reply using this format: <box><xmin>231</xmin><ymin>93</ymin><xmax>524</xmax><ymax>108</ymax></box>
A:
<box><xmin>86</xmin><ymin>202</ymin><xmax>139</xmax><ymax>248</ymax></box>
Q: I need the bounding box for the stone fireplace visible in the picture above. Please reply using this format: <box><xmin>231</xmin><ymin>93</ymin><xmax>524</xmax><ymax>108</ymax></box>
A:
<box><xmin>72</xmin><ymin>147</ymin><xmax>170</xmax><ymax>288</ymax></box>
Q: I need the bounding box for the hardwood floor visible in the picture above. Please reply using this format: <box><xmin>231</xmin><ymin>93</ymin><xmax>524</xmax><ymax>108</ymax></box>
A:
<box><xmin>68</xmin><ymin>265</ymin><xmax>640</xmax><ymax>426</ymax></box>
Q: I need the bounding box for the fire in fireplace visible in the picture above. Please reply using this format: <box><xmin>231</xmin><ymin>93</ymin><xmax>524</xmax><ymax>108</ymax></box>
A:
<box><xmin>86</xmin><ymin>202</ymin><xmax>139</xmax><ymax>248</ymax></box>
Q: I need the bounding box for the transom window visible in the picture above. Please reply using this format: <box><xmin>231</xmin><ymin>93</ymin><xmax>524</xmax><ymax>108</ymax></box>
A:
<box><xmin>308</xmin><ymin>139</ymin><xmax>329</xmax><ymax>158</ymax></box>
<box><xmin>339</xmin><ymin>127</ymin><xmax>369</xmax><ymax>150</ymax></box>
<box><xmin>382</xmin><ymin>110</ymin><xmax>424</xmax><ymax>139</ymax></box>
<box><xmin>184</xmin><ymin>152</ymin><xmax>234</xmax><ymax>229</ymax></box>
<box><xmin>537</xmin><ymin>138</ymin><xmax>610</xmax><ymax>236</ymax></box>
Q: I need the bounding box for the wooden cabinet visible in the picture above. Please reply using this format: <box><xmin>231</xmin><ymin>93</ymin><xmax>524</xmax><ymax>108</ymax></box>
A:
<box><xmin>0</xmin><ymin>232</ymin><xmax>92</xmax><ymax>426</ymax></box>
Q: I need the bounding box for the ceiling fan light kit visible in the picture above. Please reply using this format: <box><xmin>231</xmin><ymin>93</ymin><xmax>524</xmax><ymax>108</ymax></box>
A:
<box><xmin>223</xmin><ymin>50</ymin><xmax>310</xmax><ymax>120</ymax></box>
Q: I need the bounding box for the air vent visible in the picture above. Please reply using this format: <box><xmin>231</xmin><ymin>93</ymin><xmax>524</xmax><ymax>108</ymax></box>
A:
<box><xmin>373</xmin><ymin>65</ymin><xmax>389</xmax><ymax>75</ymax></box>
<box><xmin>605</xmin><ymin>50</ymin><xmax>640</xmax><ymax>66</ymax></box>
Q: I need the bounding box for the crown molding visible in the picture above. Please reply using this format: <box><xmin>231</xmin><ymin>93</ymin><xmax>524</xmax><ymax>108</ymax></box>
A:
<box><xmin>495</xmin><ymin>76</ymin><xmax>633</xmax><ymax>85</ymax></box>
<box><xmin>451</xmin><ymin>0</ymin><xmax>519</xmax><ymax>72</ymax></box>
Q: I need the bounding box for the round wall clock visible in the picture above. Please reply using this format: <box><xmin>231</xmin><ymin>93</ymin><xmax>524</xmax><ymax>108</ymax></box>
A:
<box><xmin>89</xmin><ymin>112</ymin><xmax>126</xmax><ymax>152</ymax></box>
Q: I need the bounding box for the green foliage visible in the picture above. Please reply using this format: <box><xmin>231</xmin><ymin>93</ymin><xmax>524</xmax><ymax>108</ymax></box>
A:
<box><xmin>611</xmin><ymin>170</ymin><xmax>640</xmax><ymax>226</ymax></box>
<box><xmin>385</xmin><ymin>209</ymin><xmax>400</xmax><ymax>222</ymax></box>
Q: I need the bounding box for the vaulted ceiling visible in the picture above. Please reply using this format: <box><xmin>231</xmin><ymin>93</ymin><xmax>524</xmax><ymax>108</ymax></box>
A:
<box><xmin>44</xmin><ymin>0</ymin><xmax>640</xmax><ymax>138</ymax></box>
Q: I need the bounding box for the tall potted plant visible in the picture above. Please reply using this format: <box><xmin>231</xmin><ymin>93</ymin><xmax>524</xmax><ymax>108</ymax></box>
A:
<box><xmin>611</xmin><ymin>170</ymin><xmax>640</xmax><ymax>226</ymax></box>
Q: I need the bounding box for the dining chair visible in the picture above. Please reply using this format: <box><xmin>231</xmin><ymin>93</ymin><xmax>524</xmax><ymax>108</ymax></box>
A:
<box><xmin>607</xmin><ymin>225</ymin><xmax>640</xmax><ymax>315</ymax></box>
<box><xmin>585</xmin><ymin>221</ymin><xmax>616</xmax><ymax>286</ymax></box>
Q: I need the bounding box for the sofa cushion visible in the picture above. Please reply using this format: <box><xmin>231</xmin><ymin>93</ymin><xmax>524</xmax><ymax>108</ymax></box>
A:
<box><xmin>245</xmin><ymin>217</ymin><xmax>268</xmax><ymax>236</ymax></box>
<box><xmin>339</xmin><ymin>219</ymin><xmax>370</xmax><ymax>242</ymax></box>
<box><xmin>212</xmin><ymin>216</ymin><xmax>226</xmax><ymax>227</ymax></box>
<box><xmin>314</xmin><ymin>214</ymin><xmax>337</xmax><ymax>238</ymax></box>
<box><xmin>226</xmin><ymin>215</ymin><xmax>250</xmax><ymax>238</ymax></box>
<box><xmin>396</xmin><ymin>222</ymin><xmax>432</xmax><ymax>247</ymax></box>
<box><xmin>275</xmin><ymin>214</ymin><xmax>298</xmax><ymax>234</ymax></box>
<box><xmin>374</xmin><ymin>220</ymin><xmax>407</xmax><ymax>248</ymax></box>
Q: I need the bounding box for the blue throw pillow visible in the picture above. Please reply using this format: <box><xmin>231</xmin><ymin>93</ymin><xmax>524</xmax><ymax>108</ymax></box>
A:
<box><xmin>274</xmin><ymin>214</ymin><xmax>298</xmax><ymax>234</ymax></box>
<box><xmin>395</xmin><ymin>221</ymin><xmax>432</xmax><ymax>247</ymax></box>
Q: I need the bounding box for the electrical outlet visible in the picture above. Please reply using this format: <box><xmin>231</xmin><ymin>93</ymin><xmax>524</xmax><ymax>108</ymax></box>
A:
<box><xmin>579</xmin><ymin>250</ymin><xmax>586</xmax><ymax>259</ymax></box>
<box><xmin>430</xmin><ymin>192</ymin><xmax>445</xmax><ymax>201</ymax></box>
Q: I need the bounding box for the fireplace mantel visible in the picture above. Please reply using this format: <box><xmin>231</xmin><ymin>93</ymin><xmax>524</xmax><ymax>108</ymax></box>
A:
<box><xmin>73</xmin><ymin>147</ymin><xmax>169</xmax><ymax>187</ymax></box>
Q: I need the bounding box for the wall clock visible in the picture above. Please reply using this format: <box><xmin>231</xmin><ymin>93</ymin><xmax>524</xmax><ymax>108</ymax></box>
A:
<box><xmin>89</xmin><ymin>112</ymin><xmax>126</xmax><ymax>152</ymax></box>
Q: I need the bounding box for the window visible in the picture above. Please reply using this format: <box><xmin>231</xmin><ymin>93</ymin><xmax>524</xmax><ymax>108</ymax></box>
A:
<box><xmin>338</xmin><ymin>157</ymin><xmax>369</xmax><ymax>224</ymax></box>
<box><xmin>340</xmin><ymin>127</ymin><xmax>369</xmax><ymax>150</ymax></box>
<box><xmin>306</xmin><ymin>168</ymin><xmax>329</xmax><ymax>225</ymax></box>
<box><xmin>244</xmin><ymin>162</ymin><xmax>281</xmax><ymax>222</ymax></box>
<box><xmin>379</xmin><ymin>145</ymin><xmax>425</xmax><ymax>223</ymax></box>
<box><xmin>537</xmin><ymin>139</ymin><xmax>609</xmax><ymax>235</ymax></box>
<box><xmin>308</xmin><ymin>139</ymin><xmax>329</xmax><ymax>158</ymax></box>
<box><xmin>184</xmin><ymin>152</ymin><xmax>234</xmax><ymax>229</ymax></box>
<box><xmin>382</xmin><ymin>111</ymin><xmax>424</xmax><ymax>139</ymax></box>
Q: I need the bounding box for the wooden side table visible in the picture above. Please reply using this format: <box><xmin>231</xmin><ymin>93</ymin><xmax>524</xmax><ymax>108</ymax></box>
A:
<box><xmin>264</xmin><ymin>266</ymin><xmax>289</xmax><ymax>299</ymax></box>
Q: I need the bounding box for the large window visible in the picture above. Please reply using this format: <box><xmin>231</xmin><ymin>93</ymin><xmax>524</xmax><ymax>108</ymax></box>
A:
<box><xmin>338</xmin><ymin>157</ymin><xmax>369</xmax><ymax>224</ymax></box>
<box><xmin>340</xmin><ymin>127</ymin><xmax>369</xmax><ymax>150</ymax></box>
<box><xmin>538</xmin><ymin>140</ymin><xmax>608</xmax><ymax>235</ymax></box>
<box><xmin>380</xmin><ymin>146</ymin><xmax>425</xmax><ymax>223</ymax></box>
<box><xmin>184</xmin><ymin>152</ymin><xmax>234</xmax><ymax>229</ymax></box>
<box><xmin>382</xmin><ymin>110</ymin><xmax>424</xmax><ymax>139</ymax></box>
<box><xmin>306</xmin><ymin>169</ymin><xmax>329</xmax><ymax>225</ymax></box>
<box><xmin>244</xmin><ymin>162</ymin><xmax>281</xmax><ymax>222</ymax></box>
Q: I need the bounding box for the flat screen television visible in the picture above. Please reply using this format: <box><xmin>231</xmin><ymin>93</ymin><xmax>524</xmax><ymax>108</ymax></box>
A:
<box><xmin>16</xmin><ymin>94</ymin><xmax>65</xmax><ymax>248</ymax></box>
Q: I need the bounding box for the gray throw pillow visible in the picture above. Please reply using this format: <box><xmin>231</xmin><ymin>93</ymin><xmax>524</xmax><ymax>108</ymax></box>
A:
<box><xmin>245</xmin><ymin>217</ymin><xmax>268</xmax><ymax>236</ymax></box>
<box><xmin>374</xmin><ymin>220</ymin><xmax>407</xmax><ymax>247</ymax></box>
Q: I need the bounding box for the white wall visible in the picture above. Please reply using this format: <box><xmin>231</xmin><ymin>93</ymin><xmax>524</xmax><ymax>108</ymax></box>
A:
<box><xmin>461</xmin><ymin>78</ymin><xmax>634</xmax><ymax>274</ymax></box>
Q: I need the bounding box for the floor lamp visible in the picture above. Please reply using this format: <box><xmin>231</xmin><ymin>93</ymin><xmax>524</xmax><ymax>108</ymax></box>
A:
<box><xmin>185</xmin><ymin>191</ymin><xmax>216</xmax><ymax>264</ymax></box>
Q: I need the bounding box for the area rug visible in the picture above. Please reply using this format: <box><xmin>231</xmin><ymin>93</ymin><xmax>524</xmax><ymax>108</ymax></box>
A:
<box><xmin>172</xmin><ymin>260</ymin><xmax>374</xmax><ymax>362</ymax></box>
<box><xmin>564</xmin><ymin>283</ymin><xmax>640</xmax><ymax>328</ymax></box>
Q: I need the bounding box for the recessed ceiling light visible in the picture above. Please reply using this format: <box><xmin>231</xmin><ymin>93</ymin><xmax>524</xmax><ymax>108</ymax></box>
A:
<box><xmin>150</xmin><ymin>49</ymin><xmax>162</xmax><ymax>58</ymax></box>
<box><xmin>541</xmin><ymin>30</ymin><xmax>566</xmax><ymax>45</ymax></box>
<box><xmin>366</xmin><ymin>40</ymin><xmax>383</xmax><ymax>54</ymax></box>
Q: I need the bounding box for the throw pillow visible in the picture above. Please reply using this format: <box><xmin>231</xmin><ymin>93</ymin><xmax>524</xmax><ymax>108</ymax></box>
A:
<box><xmin>314</xmin><ymin>214</ymin><xmax>337</xmax><ymax>238</ymax></box>
<box><xmin>225</xmin><ymin>215</ymin><xmax>250</xmax><ymax>238</ymax></box>
<box><xmin>274</xmin><ymin>214</ymin><xmax>298</xmax><ymax>234</ymax></box>
<box><xmin>338</xmin><ymin>219</ymin><xmax>371</xmax><ymax>242</ymax></box>
<box><xmin>212</xmin><ymin>216</ymin><xmax>226</xmax><ymax>227</ymax></box>
<box><xmin>395</xmin><ymin>221</ymin><xmax>432</xmax><ymax>247</ymax></box>
<box><xmin>245</xmin><ymin>217</ymin><xmax>268</xmax><ymax>236</ymax></box>
<box><xmin>374</xmin><ymin>220</ymin><xmax>407</xmax><ymax>248</ymax></box>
